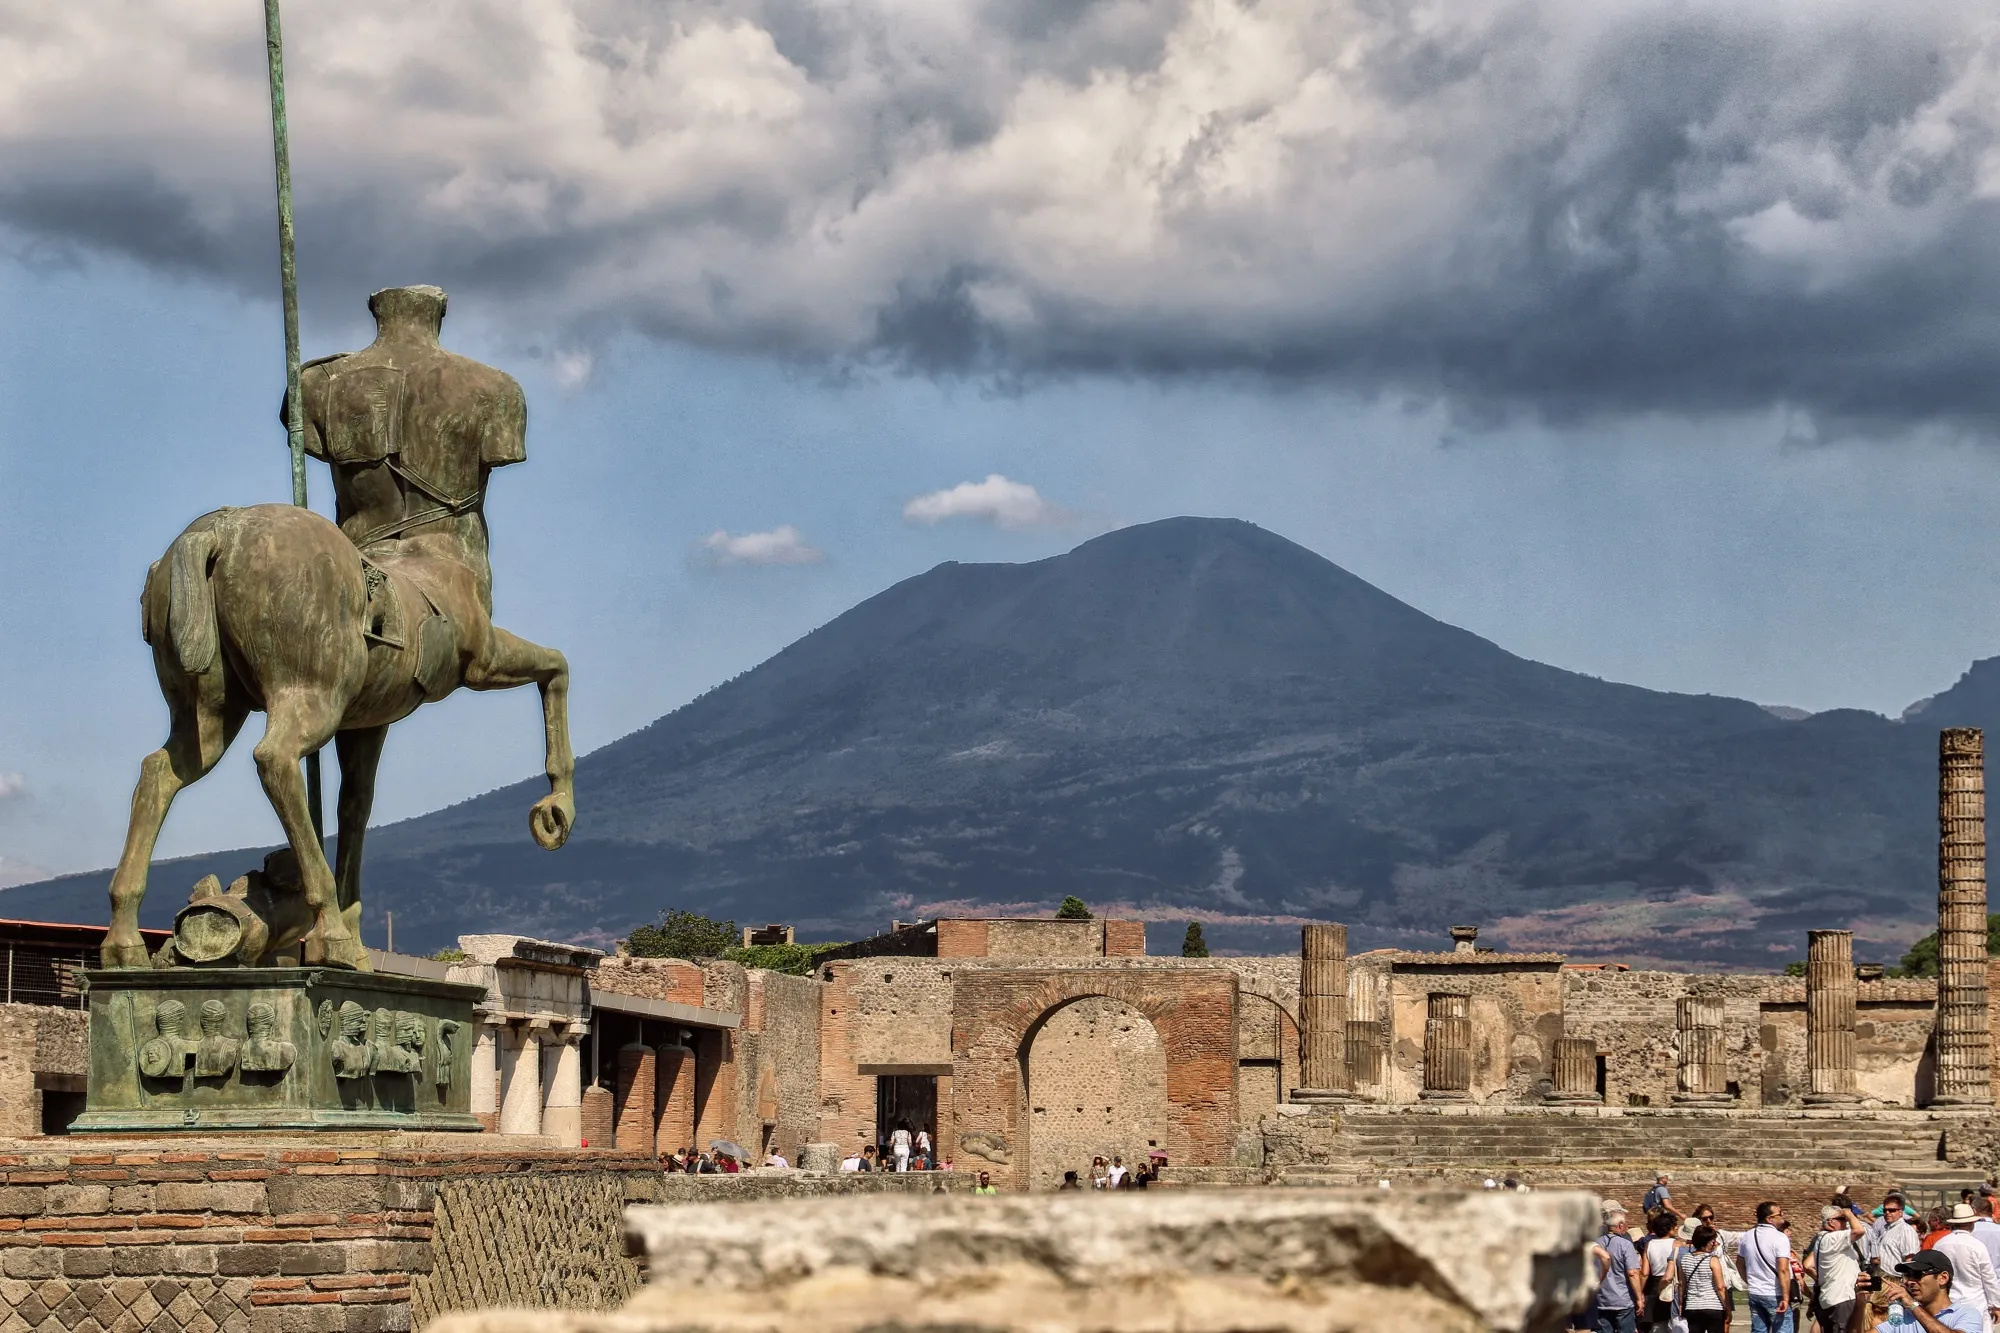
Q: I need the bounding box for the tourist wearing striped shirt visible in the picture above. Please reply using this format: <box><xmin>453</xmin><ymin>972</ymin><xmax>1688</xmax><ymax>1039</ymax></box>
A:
<box><xmin>1676</xmin><ymin>1224</ymin><xmax>1729</xmax><ymax>1333</ymax></box>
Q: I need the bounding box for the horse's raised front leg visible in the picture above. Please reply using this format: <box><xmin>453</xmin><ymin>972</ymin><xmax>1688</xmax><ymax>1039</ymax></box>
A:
<box><xmin>464</xmin><ymin>626</ymin><xmax>574</xmax><ymax>850</ymax></box>
<box><xmin>254</xmin><ymin>691</ymin><xmax>370</xmax><ymax>971</ymax></box>
<box><xmin>103</xmin><ymin>685</ymin><xmax>246</xmax><ymax>968</ymax></box>
<box><xmin>333</xmin><ymin>725</ymin><xmax>389</xmax><ymax>950</ymax></box>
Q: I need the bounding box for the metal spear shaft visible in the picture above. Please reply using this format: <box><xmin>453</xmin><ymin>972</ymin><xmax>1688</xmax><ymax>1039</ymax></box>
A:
<box><xmin>263</xmin><ymin>0</ymin><xmax>324</xmax><ymax>840</ymax></box>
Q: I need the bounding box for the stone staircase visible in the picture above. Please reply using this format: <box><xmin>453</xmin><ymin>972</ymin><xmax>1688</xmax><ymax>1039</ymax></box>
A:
<box><xmin>1267</xmin><ymin>1111</ymin><xmax>1970</xmax><ymax>1189</ymax></box>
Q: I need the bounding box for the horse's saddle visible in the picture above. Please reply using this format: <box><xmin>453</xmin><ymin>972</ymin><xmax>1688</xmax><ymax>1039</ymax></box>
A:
<box><xmin>360</xmin><ymin>559</ymin><xmax>457</xmax><ymax>699</ymax></box>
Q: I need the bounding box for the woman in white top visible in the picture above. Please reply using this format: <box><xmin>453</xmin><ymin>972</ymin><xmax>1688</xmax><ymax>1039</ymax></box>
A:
<box><xmin>1676</xmin><ymin>1224</ymin><xmax>1729</xmax><ymax>1333</ymax></box>
<box><xmin>1639</xmin><ymin>1211</ymin><xmax>1681</xmax><ymax>1332</ymax></box>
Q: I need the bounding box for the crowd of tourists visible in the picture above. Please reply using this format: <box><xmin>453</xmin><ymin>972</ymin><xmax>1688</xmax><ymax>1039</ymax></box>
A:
<box><xmin>1052</xmin><ymin>1152</ymin><xmax>1168</xmax><ymax>1190</ymax></box>
<box><xmin>1580</xmin><ymin>1172</ymin><xmax>2000</xmax><ymax>1333</ymax></box>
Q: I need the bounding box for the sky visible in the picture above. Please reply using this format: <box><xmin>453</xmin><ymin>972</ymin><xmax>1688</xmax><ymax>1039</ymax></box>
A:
<box><xmin>6</xmin><ymin>0</ymin><xmax>2000</xmax><ymax>889</ymax></box>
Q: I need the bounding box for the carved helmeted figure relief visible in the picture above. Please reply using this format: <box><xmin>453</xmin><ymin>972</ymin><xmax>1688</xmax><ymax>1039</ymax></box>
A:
<box><xmin>434</xmin><ymin>1019</ymin><xmax>461</xmax><ymax>1089</ymax></box>
<box><xmin>241</xmin><ymin>1002</ymin><xmax>297</xmax><ymax>1073</ymax></box>
<box><xmin>193</xmin><ymin>999</ymin><xmax>239</xmax><ymax>1078</ymax></box>
<box><xmin>331</xmin><ymin>1001</ymin><xmax>375</xmax><ymax>1079</ymax></box>
<box><xmin>375</xmin><ymin>1011</ymin><xmax>424</xmax><ymax>1076</ymax></box>
<box><xmin>138</xmin><ymin>999</ymin><xmax>197</xmax><ymax>1081</ymax></box>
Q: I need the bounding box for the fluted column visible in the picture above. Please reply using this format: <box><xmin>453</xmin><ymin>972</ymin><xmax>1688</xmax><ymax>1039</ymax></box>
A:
<box><xmin>1292</xmin><ymin>924</ymin><xmax>1356</xmax><ymax>1102</ymax></box>
<box><xmin>1672</xmin><ymin>997</ymin><xmax>1732</xmax><ymax>1104</ymax></box>
<box><xmin>469</xmin><ymin>1019</ymin><xmax>502</xmax><ymax>1132</ymax></box>
<box><xmin>542</xmin><ymin>1026</ymin><xmax>585</xmax><ymax>1147</ymax></box>
<box><xmin>1935</xmin><ymin>728</ymin><xmax>1992</xmax><ymax>1106</ymax></box>
<box><xmin>1805</xmin><ymin>930</ymin><xmax>1861</xmax><ymax>1104</ymax></box>
<box><xmin>1420</xmin><ymin>992</ymin><xmax>1472</xmax><ymax>1100</ymax></box>
<box><xmin>498</xmin><ymin>1022</ymin><xmax>544</xmax><ymax>1135</ymax></box>
<box><xmin>1547</xmin><ymin>1036</ymin><xmax>1601</xmax><ymax>1102</ymax></box>
<box><xmin>616</xmin><ymin>1042</ymin><xmax>658</xmax><ymax>1154</ymax></box>
<box><xmin>1345</xmin><ymin>968</ymin><xmax>1382</xmax><ymax>1097</ymax></box>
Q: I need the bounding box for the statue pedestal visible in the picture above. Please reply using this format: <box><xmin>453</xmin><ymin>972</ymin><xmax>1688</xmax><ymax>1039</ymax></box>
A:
<box><xmin>75</xmin><ymin>967</ymin><xmax>484</xmax><ymax>1133</ymax></box>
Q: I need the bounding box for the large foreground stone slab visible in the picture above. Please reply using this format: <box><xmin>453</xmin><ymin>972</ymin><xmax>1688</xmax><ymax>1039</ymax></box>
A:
<box><xmin>430</xmin><ymin>1189</ymin><xmax>1599</xmax><ymax>1333</ymax></box>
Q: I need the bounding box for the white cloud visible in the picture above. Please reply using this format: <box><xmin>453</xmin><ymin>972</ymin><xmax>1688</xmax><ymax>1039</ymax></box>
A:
<box><xmin>698</xmin><ymin>524</ymin><xmax>825</xmax><ymax>567</ymax></box>
<box><xmin>902</xmin><ymin>475</ymin><xmax>1065</xmax><ymax>531</ymax></box>
<box><xmin>4</xmin><ymin>1</ymin><xmax>2000</xmax><ymax>426</ymax></box>
<box><xmin>0</xmin><ymin>772</ymin><xmax>26</xmax><ymax>803</ymax></box>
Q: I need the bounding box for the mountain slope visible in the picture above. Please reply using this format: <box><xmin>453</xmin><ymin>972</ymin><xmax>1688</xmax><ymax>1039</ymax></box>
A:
<box><xmin>4</xmin><ymin>517</ymin><xmax>1971</xmax><ymax>965</ymax></box>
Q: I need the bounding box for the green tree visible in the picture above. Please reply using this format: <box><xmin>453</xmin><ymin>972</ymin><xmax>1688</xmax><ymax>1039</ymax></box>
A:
<box><xmin>1893</xmin><ymin>914</ymin><xmax>2000</xmax><ymax>977</ymax></box>
<box><xmin>1055</xmin><ymin>896</ymin><xmax>1092</xmax><ymax>920</ymax></box>
<box><xmin>429</xmin><ymin>946</ymin><xmax>467</xmax><ymax>963</ymax></box>
<box><xmin>1781</xmin><ymin>960</ymin><xmax>1805</xmax><ymax>977</ymax></box>
<box><xmin>1181</xmin><ymin>922</ymin><xmax>1210</xmax><ymax>958</ymax></box>
<box><xmin>626</xmin><ymin>908</ymin><xmax>738</xmax><ymax>960</ymax></box>
<box><xmin>724</xmin><ymin>941</ymin><xmax>850</xmax><ymax>976</ymax></box>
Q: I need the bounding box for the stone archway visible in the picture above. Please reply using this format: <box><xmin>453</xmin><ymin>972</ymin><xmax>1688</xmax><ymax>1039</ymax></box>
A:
<box><xmin>1022</xmin><ymin>997</ymin><xmax>1168</xmax><ymax>1190</ymax></box>
<box><xmin>948</xmin><ymin>968</ymin><xmax>1237</xmax><ymax>1191</ymax></box>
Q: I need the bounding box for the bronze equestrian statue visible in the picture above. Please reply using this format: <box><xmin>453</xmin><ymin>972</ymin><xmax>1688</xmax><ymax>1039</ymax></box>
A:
<box><xmin>101</xmin><ymin>286</ymin><xmax>574</xmax><ymax>971</ymax></box>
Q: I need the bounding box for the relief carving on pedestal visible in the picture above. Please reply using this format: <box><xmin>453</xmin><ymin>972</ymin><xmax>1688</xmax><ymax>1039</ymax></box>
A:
<box><xmin>242</xmin><ymin>1001</ymin><xmax>297</xmax><ymax>1073</ymax></box>
<box><xmin>138</xmin><ymin>999</ymin><xmax>197</xmax><ymax>1083</ymax></box>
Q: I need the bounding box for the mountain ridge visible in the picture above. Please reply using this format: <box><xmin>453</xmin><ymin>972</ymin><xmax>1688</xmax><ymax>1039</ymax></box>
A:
<box><xmin>3</xmin><ymin>516</ymin><xmax>1979</xmax><ymax>965</ymax></box>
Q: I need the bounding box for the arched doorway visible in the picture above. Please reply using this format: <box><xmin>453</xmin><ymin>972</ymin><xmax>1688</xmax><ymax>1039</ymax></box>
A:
<box><xmin>1021</xmin><ymin>997</ymin><xmax>1168</xmax><ymax>1191</ymax></box>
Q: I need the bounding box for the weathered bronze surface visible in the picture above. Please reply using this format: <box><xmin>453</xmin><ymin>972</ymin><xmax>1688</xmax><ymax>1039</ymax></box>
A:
<box><xmin>101</xmin><ymin>286</ymin><xmax>574</xmax><ymax>972</ymax></box>
<box><xmin>75</xmin><ymin>968</ymin><xmax>481</xmax><ymax>1132</ymax></box>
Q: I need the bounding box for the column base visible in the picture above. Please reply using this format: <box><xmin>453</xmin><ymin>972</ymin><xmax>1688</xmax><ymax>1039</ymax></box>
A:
<box><xmin>1289</xmin><ymin>1087</ymin><xmax>1362</xmax><ymax>1104</ymax></box>
<box><xmin>1801</xmin><ymin>1092</ymin><xmax>1863</xmax><ymax>1106</ymax></box>
<box><xmin>1926</xmin><ymin>1094</ymin><xmax>1994</xmax><ymax>1108</ymax></box>
<box><xmin>1542</xmin><ymin>1092</ymin><xmax>1603</xmax><ymax>1104</ymax></box>
<box><xmin>1418</xmin><ymin>1089</ymin><xmax>1473</xmax><ymax>1102</ymax></box>
<box><xmin>1670</xmin><ymin>1093</ymin><xmax>1735</xmax><ymax>1106</ymax></box>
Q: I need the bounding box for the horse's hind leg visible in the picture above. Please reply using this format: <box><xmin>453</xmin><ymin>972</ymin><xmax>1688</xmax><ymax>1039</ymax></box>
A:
<box><xmin>332</xmin><ymin>725</ymin><xmax>388</xmax><ymax>950</ymax></box>
<box><xmin>465</xmin><ymin>626</ymin><xmax>575</xmax><ymax>850</ymax></box>
<box><xmin>102</xmin><ymin>674</ymin><xmax>246</xmax><ymax>968</ymax></box>
<box><xmin>254</xmin><ymin>690</ymin><xmax>370</xmax><ymax>972</ymax></box>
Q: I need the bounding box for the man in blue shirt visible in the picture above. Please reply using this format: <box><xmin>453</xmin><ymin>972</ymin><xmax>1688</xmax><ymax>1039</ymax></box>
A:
<box><xmin>1591</xmin><ymin>1206</ymin><xmax>1644</xmax><ymax>1333</ymax></box>
<box><xmin>1878</xmin><ymin>1250</ymin><xmax>1986</xmax><ymax>1332</ymax></box>
<box><xmin>1642</xmin><ymin>1173</ymin><xmax>1672</xmax><ymax>1217</ymax></box>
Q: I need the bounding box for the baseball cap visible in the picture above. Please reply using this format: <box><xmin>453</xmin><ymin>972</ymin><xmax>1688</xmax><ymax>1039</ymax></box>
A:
<box><xmin>1898</xmin><ymin>1251</ymin><xmax>1955</xmax><ymax>1281</ymax></box>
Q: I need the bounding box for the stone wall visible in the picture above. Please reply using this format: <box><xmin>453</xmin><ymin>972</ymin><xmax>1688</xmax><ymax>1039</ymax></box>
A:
<box><xmin>0</xmin><ymin>1005</ymin><xmax>87</xmax><ymax>1138</ymax></box>
<box><xmin>1559</xmin><ymin>971</ymin><xmax>1769</xmax><ymax>1106</ymax></box>
<box><xmin>0</xmin><ymin>1137</ymin><xmax>663</xmax><ymax>1332</ymax></box>
<box><xmin>1374</xmin><ymin>963</ymin><xmax>1564</xmax><ymax>1103</ymax></box>
<box><xmin>730</xmin><ymin>971</ymin><xmax>820</xmax><ymax>1163</ymax></box>
<box><xmin>587</xmin><ymin>959</ymin><xmax>706</xmax><ymax>1007</ymax></box>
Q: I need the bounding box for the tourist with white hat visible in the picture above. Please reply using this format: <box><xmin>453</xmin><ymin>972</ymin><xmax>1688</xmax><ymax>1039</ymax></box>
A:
<box><xmin>1926</xmin><ymin>1203</ymin><xmax>2000</xmax><ymax>1333</ymax></box>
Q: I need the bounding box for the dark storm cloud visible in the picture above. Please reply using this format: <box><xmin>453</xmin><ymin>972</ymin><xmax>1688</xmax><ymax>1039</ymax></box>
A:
<box><xmin>3</xmin><ymin>0</ymin><xmax>1997</xmax><ymax>429</ymax></box>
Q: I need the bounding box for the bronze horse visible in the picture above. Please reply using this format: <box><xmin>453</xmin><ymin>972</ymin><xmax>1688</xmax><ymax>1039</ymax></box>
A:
<box><xmin>101</xmin><ymin>286</ymin><xmax>574</xmax><ymax>970</ymax></box>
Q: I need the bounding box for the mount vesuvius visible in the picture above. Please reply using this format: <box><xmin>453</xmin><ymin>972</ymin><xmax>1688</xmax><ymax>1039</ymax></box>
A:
<box><xmin>5</xmin><ymin>517</ymin><xmax>1983</xmax><ymax>966</ymax></box>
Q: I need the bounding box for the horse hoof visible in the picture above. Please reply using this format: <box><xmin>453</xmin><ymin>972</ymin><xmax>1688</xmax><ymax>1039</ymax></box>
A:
<box><xmin>531</xmin><ymin>797</ymin><xmax>573</xmax><ymax>851</ymax></box>
<box><xmin>100</xmin><ymin>942</ymin><xmax>152</xmax><ymax>970</ymax></box>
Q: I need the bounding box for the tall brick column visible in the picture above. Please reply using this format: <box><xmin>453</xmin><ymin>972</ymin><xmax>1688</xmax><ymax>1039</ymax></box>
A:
<box><xmin>1292</xmin><ymin>924</ymin><xmax>1355</xmax><ymax>1102</ymax></box>
<box><xmin>616</xmin><ymin>1042</ymin><xmax>658</xmax><ymax>1153</ymax></box>
<box><xmin>656</xmin><ymin>1041</ymin><xmax>697</xmax><ymax>1155</ymax></box>
<box><xmin>1547</xmin><ymin>1036</ymin><xmax>1601</xmax><ymax>1103</ymax></box>
<box><xmin>1419</xmin><ymin>992</ymin><xmax>1472</xmax><ymax>1100</ymax></box>
<box><xmin>1804</xmin><ymin>930</ymin><xmax>1861</xmax><ymax>1104</ymax></box>
<box><xmin>1936</xmin><ymin>727</ymin><xmax>1992</xmax><ymax>1106</ymax></box>
<box><xmin>1671</xmin><ymin>997</ymin><xmax>1732</xmax><ymax>1104</ymax></box>
<box><xmin>580</xmin><ymin>1082</ymin><xmax>614</xmax><ymax>1149</ymax></box>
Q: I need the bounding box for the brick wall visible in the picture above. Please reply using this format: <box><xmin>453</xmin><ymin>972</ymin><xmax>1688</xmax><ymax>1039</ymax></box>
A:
<box><xmin>1023</xmin><ymin>996</ymin><xmax>1167</xmax><ymax>1188</ymax></box>
<box><xmin>0</xmin><ymin>1006</ymin><xmax>87</xmax><ymax>1138</ymax></box>
<box><xmin>1100</xmin><ymin>921</ymin><xmax>1147</xmax><ymax>957</ymax></box>
<box><xmin>590</xmin><ymin>958</ymin><xmax>707</xmax><ymax>1007</ymax></box>
<box><xmin>733</xmin><ymin>971</ymin><xmax>820</xmax><ymax>1163</ymax></box>
<box><xmin>0</xmin><ymin>1140</ymin><xmax>662</xmax><ymax>1332</ymax></box>
<box><xmin>950</xmin><ymin>968</ymin><xmax>1237</xmax><ymax>1191</ymax></box>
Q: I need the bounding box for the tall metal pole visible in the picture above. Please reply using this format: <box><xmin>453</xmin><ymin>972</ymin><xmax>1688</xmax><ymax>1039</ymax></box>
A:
<box><xmin>263</xmin><ymin>0</ymin><xmax>323</xmax><ymax>839</ymax></box>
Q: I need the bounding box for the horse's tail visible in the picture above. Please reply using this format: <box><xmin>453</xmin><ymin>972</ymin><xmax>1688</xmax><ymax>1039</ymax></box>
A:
<box><xmin>167</xmin><ymin>526</ymin><xmax>221</xmax><ymax>675</ymax></box>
